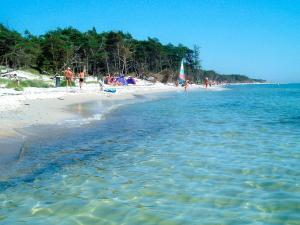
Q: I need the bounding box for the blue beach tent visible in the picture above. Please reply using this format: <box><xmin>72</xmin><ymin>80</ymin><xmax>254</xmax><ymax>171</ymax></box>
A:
<box><xmin>116</xmin><ymin>74</ymin><xmax>128</xmax><ymax>85</ymax></box>
<box><xmin>127</xmin><ymin>77</ymin><xmax>136</xmax><ymax>84</ymax></box>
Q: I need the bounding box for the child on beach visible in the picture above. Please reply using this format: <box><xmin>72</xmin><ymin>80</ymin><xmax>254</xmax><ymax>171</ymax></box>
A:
<box><xmin>79</xmin><ymin>70</ymin><xmax>85</xmax><ymax>89</ymax></box>
<box><xmin>99</xmin><ymin>79</ymin><xmax>104</xmax><ymax>91</ymax></box>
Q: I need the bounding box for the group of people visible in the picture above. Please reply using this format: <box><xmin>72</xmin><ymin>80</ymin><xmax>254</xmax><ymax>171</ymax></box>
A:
<box><xmin>204</xmin><ymin>77</ymin><xmax>221</xmax><ymax>88</ymax></box>
<box><xmin>104</xmin><ymin>74</ymin><xmax>123</xmax><ymax>86</ymax></box>
<box><xmin>64</xmin><ymin>68</ymin><xmax>137</xmax><ymax>91</ymax></box>
<box><xmin>64</xmin><ymin>67</ymin><xmax>85</xmax><ymax>89</ymax></box>
<box><xmin>104</xmin><ymin>74</ymin><xmax>136</xmax><ymax>86</ymax></box>
<box><xmin>175</xmin><ymin>79</ymin><xmax>190</xmax><ymax>91</ymax></box>
<box><xmin>176</xmin><ymin>77</ymin><xmax>217</xmax><ymax>91</ymax></box>
<box><xmin>64</xmin><ymin>67</ymin><xmax>216</xmax><ymax>91</ymax></box>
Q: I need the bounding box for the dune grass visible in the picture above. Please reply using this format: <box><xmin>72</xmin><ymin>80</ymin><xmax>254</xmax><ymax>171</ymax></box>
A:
<box><xmin>85</xmin><ymin>81</ymin><xmax>98</xmax><ymax>84</ymax></box>
<box><xmin>0</xmin><ymin>78</ymin><xmax>9</xmax><ymax>85</ymax></box>
<box><xmin>21</xmin><ymin>68</ymin><xmax>41</xmax><ymax>75</ymax></box>
<box><xmin>60</xmin><ymin>80</ymin><xmax>75</xmax><ymax>87</ymax></box>
<box><xmin>0</xmin><ymin>78</ymin><xmax>52</xmax><ymax>91</ymax></box>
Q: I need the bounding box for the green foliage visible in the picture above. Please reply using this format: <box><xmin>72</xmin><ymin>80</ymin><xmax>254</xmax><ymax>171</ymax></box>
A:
<box><xmin>0</xmin><ymin>78</ymin><xmax>9</xmax><ymax>85</ymax></box>
<box><xmin>0</xmin><ymin>24</ymin><xmax>263</xmax><ymax>84</ymax></box>
<box><xmin>21</xmin><ymin>68</ymin><xmax>41</xmax><ymax>75</ymax></box>
<box><xmin>60</xmin><ymin>79</ymin><xmax>75</xmax><ymax>87</ymax></box>
<box><xmin>20</xmin><ymin>79</ymin><xmax>50</xmax><ymax>88</ymax></box>
<box><xmin>200</xmin><ymin>70</ymin><xmax>265</xmax><ymax>84</ymax></box>
<box><xmin>14</xmin><ymin>86</ymin><xmax>24</xmax><ymax>91</ymax></box>
<box><xmin>5</xmin><ymin>80</ymin><xmax>23</xmax><ymax>90</ymax></box>
<box><xmin>1</xmin><ymin>78</ymin><xmax>50</xmax><ymax>91</ymax></box>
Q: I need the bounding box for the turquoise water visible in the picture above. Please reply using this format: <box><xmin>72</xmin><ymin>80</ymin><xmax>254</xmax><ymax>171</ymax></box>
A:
<box><xmin>0</xmin><ymin>84</ymin><xmax>300</xmax><ymax>224</ymax></box>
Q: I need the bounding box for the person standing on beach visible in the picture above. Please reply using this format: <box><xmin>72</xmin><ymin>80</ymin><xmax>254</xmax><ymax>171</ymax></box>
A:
<box><xmin>64</xmin><ymin>67</ymin><xmax>74</xmax><ymax>87</ymax></box>
<box><xmin>79</xmin><ymin>70</ymin><xmax>85</xmax><ymax>89</ymax></box>
<box><xmin>204</xmin><ymin>77</ymin><xmax>209</xmax><ymax>88</ymax></box>
<box><xmin>184</xmin><ymin>80</ymin><xmax>189</xmax><ymax>92</ymax></box>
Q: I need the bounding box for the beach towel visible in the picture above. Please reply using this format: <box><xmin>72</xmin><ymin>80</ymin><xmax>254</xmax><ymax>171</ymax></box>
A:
<box><xmin>104</xmin><ymin>88</ymin><xmax>116</xmax><ymax>93</ymax></box>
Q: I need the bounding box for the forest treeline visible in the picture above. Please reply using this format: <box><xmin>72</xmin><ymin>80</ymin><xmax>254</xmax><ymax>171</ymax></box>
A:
<box><xmin>0</xmin><ymin>24</ymin><xmax>264</xmax><ymax>83</ymax></box>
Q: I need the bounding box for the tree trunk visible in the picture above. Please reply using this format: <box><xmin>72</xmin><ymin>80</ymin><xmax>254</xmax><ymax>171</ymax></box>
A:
<box><xmin>105</xmin><ymin>52</ymin><xmax>110</xmax><ymax>74</ymax></box>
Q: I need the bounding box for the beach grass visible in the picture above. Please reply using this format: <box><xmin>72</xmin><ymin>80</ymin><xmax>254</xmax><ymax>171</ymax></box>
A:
<box><xmin>60</xmin><ymin>80</ymin><xmax>75</xmax><ymax>87</ymax></box>
<box><xmin>86</xmin><ymin>81</ymin><xmax>99</xmax><ymax>84</ymax></box>
<box><xmin>21</xmin><ymin>68</ymin><xmax>41</xmax><ymax>75</ymax></box>
<box><xmin>0</xmin><ymin>78</ymin><xmax>9</xmax><ymax>85</ymax></box>
<box><xmin>0</xmin><ymin>78</ymin><xmax>52</xmax><ymax>91</ymax></box>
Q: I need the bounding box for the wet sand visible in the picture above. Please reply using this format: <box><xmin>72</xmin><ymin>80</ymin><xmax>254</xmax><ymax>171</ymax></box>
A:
<box><xmin>0</xmin><ymin>87</ymin><xmax>179</xmax><ymax>138</ymax></box>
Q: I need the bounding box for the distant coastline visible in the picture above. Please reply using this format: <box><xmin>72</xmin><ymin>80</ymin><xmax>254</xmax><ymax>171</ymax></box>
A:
<box><xmin>201</xmin><ymin>70</ymin><xmax>266</xmax><ymax>84</ymax></box>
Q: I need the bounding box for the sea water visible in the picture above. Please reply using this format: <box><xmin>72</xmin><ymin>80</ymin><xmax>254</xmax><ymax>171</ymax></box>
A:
<box><xmin>0</xmin><ymin>84</ymin><xmax>299</xmax><ymax>224</ymax></box>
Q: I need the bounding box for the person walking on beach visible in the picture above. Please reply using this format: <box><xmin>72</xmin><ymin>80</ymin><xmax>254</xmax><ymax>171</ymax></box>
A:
<box><xmin>64</xmin><ymin>67</ymin><xmax>74</xmax><ymax>87</ymax></box>
<box><xmin>79</xmin><ymin>70</ymin><xmax>85</xmax><ymax>89</ymax></box>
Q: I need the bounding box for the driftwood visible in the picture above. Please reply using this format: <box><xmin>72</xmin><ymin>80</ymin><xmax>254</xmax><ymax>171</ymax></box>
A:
<box><xmin>0</xmin><ymin>71</ymin><xmax>27</xmax><ymax>80</ymax></box>
<box><xmin>0</xmin><ymin>68</ymin><xmax>16</xmax><ymax>75</ymax></box>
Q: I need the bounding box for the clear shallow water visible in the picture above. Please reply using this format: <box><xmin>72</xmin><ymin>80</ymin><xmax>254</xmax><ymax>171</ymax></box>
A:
<box><xmin>0</xmin><ymin>84</ymin><xmax>300</xmax><ymax>224</ymax></box>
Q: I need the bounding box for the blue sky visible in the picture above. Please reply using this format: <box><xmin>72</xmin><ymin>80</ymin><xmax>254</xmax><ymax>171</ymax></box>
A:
<box><xmin>1</xmin><ymin>0</ymin><xmax>300</xmax><ymax>82</ymax></box>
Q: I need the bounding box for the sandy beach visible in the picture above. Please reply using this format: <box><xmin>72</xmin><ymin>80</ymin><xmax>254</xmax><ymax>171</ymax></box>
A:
<box><xmin>0</xmin><ymin>79</ymin><xmax>209</xmax><ymax>138</ymax></box>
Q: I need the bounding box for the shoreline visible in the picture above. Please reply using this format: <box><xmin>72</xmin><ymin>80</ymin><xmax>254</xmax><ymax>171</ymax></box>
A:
<box><xmin>0</xmin><ymin>81</ymin><xmax>228</xmax><ymax>140</ymax></box>
<box><xmin>0</xmin><ymin>86</ymin><xmax>171</xmax><ymax>138</ymax></box>
<box><xmin>0</xmin><ymin>83</ymin><xmax>183</xmax><ymax>165</ymax></box>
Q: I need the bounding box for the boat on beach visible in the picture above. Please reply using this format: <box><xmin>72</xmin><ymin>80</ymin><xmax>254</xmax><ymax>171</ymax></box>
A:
<box><xmin>178</xmin><ymin>59</ymin><xmax>186</xmax><ymax>85</ymax></box>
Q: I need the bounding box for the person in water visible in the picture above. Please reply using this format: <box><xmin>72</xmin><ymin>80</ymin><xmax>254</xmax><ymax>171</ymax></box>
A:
<box><xmin>79</xmin><ymin>70</ymin><xmax>85</xmax><ymax>89</ymax></box>
<box><xmin>184</xmin><ymin>80</ymin><xmax>190</xmax><ymax>91</ymax></box>
<box><xmin>204</xmin><ymin>77</ymin><xmax>209</xmax><ymax>88</ymax></box>
<box><xmin>64</xmin><ymin>67</ymin><xmax>74</xmax><ymax>87</ymax></box>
